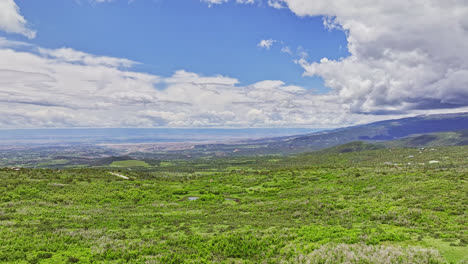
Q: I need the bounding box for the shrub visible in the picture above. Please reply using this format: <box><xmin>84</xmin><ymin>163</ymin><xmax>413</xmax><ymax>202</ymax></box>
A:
<box><xmin>172</xmin><ymin>189</ymin><xmax>188</xmax><ymax>195</ymax></box>
<box><xmin>293</xmin><ymin>243</ymin><xmax>445</xmax><ymax>264</ymax></box>
<box><xmin>68</xmin><ymin>256</ymin><xmax>80</xmax><ymax>263</ymax></box>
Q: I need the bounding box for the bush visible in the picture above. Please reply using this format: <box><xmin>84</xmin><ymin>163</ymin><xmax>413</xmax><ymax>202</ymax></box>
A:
<box><xmin>68</xmin><ymin>256</ymin><xmax>80</xmax><ymax>263</ymax></box>
<box><xmin>172</xmin><ymin>189</ymin><xmax>188</xmax><ymax>195</ymax></box>
<box><xmin>293</xmin><ymin>243</ymin><xmax>445</xmax><ymax>264</ymax></box>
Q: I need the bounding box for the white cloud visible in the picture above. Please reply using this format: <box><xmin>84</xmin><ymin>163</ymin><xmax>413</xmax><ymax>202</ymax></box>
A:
<box><xmin>268</xmin><ymin>0</ymin><xmax>284</xmax><ymax>9</ymax></box>
<box><xmin>202</xmin><ymin>0</ymin><xmax>229</xmax><ymax>7</ymax></box>
<box><xmin>164</xmin><ymin>70</ymin><xmax>238</xmax><ymax>86</ymax></box>
<box><xmin>0</xmin><ymin>37</ymin><xmax>31</xmax><ymax>48</ymax></box>
<box><xmin>209</xmin><ymin>0</ymin><xmax>468</xmax><ymax>115</ymax></box>
<box><xmin>1</xmin><ymin>1</ymin><xmax>467</xmax><ymax>128</ymax></box>
<box><xmin>0</xmin><ymin>0</ymin><xmax>36</xmax><ymax>38</ymax></box>
<box><xmin>272</xmin><ymin>0</ymin><xmax>468</xmax><ymax>113</ymax></box>
<box><xmin>257</xmin><ymin>39</ymin><xmax>276</xmax><ymax>49</ymax></box>
<box><xmin>37</xmin><ymin>47</ymin><xmax>136</xmax><ymax>68</ymax></box>
<box><xmin>281</xmin><ymin>46</ymin><xmax>292</xmax><ymax>55</ymax></box>
<box><xmin>0</xmin><ymin>39</ymin><xmax>404</xmax><ymax>128</ymax></box>
<box><xmin>202</xmin><ymin>0</ymin><xmax>255</xmax><ymax>6</ymax></box>
<box><xmin>2</xmin><ymin>38</ymin><xmax>466</xmax><ymax>129</ymax></box>
<box><xmin>236</xmin><ymin>0</ymin><xmax>254</xmax><ymax>4</ymax></box>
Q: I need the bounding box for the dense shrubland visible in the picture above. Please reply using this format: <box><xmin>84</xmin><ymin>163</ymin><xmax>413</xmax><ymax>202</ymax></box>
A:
<box><xmin>0</xmin><ymin>147</ymin><xmax>467</xmax><ymax>263</ymax></box>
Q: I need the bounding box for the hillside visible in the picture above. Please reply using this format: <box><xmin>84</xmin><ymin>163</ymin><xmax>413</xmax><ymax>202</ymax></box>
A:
<box><xmin>1</xmin><ymin>146</ymin><xmax>467</xmax><ymax>263</ymax></box>
<box><xmin>382</xmin><ymin>130</ymin><xmax>468</xmax><ymax>148</ymax></box>
<box><xmin>191</xmin><ymin>112</ymin><xmax>468</xmax><ymax>156</ymax></box>
<box><xmin>264</xmin><ymin>113</ymin><xmax>468</xmax><ymax>151</ymax></box>
<box><xmin>316</xmin><ymin>141</ymin><xmax>384</xmax><ymax>154</ymax></box>
<box><xmin>315</xmin><ymin>130</ymin><xmax>468</xmax><ymax>154</ymax></box>
<box><xmin>1</xmin><ymin>113</ymin><xmax>468</xmax><ymax>168</ymax></box>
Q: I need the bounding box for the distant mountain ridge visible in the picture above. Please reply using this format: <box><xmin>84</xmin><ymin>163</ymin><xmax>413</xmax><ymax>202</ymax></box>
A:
<box><xmin>3</xmin><ymin>113</ymin><xmax>468</xmax><ymax>167</ymax></box>
<box><xmin>381</xmin><ymin>129</ymin><xmax>468</xmax><ymax>148</ymax></box>
<box><xmin>315</xmin><ymin>129</ymin><xmax>468</xmax><ymax>154</ymax></box>
<box><xmin>244</xmin><ymin>112</ymin><xmax>468</xmax><ymax>153</ymax></box>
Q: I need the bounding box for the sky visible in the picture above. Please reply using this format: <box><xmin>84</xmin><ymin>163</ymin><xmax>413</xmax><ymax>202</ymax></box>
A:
<box><xmin>0</xmin><ymin>0</ymin><xmax>467</xmax><ymax>128</ymax></box>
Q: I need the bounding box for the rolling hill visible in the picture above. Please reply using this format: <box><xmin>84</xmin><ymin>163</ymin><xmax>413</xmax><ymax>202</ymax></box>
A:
<box><xmin>188</xmin><ymin>112</ymin><xmax>468</xmax><ymax>155</ymax></box>
<box><xmin>250</xmin><ymin>112</ymin><xmax>468</xmax><ymax>152</ymax></box>
<box><xmin>381</xmin><ymin>129</ymin><xmax>468</xmax><ymax>148</ymax></box>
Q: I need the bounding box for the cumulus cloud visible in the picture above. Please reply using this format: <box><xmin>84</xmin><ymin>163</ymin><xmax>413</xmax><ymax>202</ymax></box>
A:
<box><xmin>0</xmin><ymin>39</ymin><xmax>409</xmax><ymax>128</ymax></box>
<box><xmin>0</xmin><ymin>0</ymin><xmax>36</xmax><ymax>38</ymax></box>
<box><xmin>270</xmin><ymin>0</ymin><xmax>468</xmax><ymax>114</ymax></box>
<box><xmin>268</xmin><ymin>0</ymin><xmax>284</xmax><ymax>9</ymax></box>
<box><xmin>202</xmin><ymin>0</ymin><xmax>229</xmax><ymax>6</ymax></box>
<box><xmin>1</xmin><ymin>1</ymin><xmax>467</xmax><ymax>128</ymax></box>
<box><xmin>258</xmin><ymin>39</ymin><xmax>276</xmax><ymax>49</ymax></box>
<box><xmin>236</xmin><ymin>0</ymin><xmax>254</xmax><ymax>4</ymax></box>
<box><xmin>1</xmin><ymin>38</ymin><xmax>466</xmax><ymax>129</ymax></box>
<box><xmin>38</xmin><ymin>47</ymin><xmax>136</xmax><ymax>68</ymax></box>
<box><xmin>281</xmin><ymin>46</ymin><xmax>292</xmax><ymax>55</ymax></box>
<box><xmin>0</xmin><ymin>37</ymin><xmax>30</xmax><ymax>48</ymax></box>
<box><xmin>202</xmin><ymin>0</ymin><xmax>255</xmax><ymax>6</ymax></box>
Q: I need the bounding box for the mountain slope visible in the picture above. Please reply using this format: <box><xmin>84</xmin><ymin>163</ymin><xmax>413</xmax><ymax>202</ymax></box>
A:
<box><xmin>381</xmin><ymin>129</ymin><xmax>468</xmax><ymax>148</ymax></box>
<box><xmin>121</xmin><ymin>112</ymin><xmax>468</xmax><ymax>157</ymax></box>
<box><xmin>246</xmin><ymin>112</ymin><xmax>468</xmax><ymax>153</ymax></box>
<box><xmin>317</xmin><ymin>141</ymin><xmax>385</xmax><ymax>154</ymax></box>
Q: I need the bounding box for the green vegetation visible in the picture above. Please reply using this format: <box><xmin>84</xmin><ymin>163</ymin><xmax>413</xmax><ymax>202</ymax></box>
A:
<box><xmin>159</xmin><ymin>161</ymin><xmax>174</xmax><ymax>167</ymax></box>
<box><xmin>37</xmin><ymin>159</ymin><xmax>70</xmax><ymax>167</ymax></box>
<box><xmin>382</xmin><ymin>130</ymin><xmax>468</xmax><ymax>148</ymax></box>
<box><xmin>317</xmin><ymin>141</ymin><xmax>384</xmax><ymax>154</ymax></box>
<box><xmin>110</xmin><ymin>160</ymin><xmax>150</xmax><ymax>167</ymax></box>
<box><xmin>0</xmin><ymin>146</ymin><xmax>467</xmax><ymax>263</ymax></box>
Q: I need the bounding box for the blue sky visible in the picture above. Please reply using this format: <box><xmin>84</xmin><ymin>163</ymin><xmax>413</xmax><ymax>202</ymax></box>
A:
<box><xmin>0</xmin><ymin>0</ymin><xmax>467</xmax><ymax>128</ymax></box>
<box><xmin>9</xmin><ymin>0</ymin><xmax>348</xmax><ymax>91</ymax></box>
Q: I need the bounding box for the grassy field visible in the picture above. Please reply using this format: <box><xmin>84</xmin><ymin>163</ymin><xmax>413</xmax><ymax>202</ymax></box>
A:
<box><xmin>0</xmin><ymin>146</ymin><xmax>467</xmax><ymax>263</ymax></box>
<box><xmin>110</xmin><ymin>160</ymin><xmax>150</xmax><ymax>168</ymax></box>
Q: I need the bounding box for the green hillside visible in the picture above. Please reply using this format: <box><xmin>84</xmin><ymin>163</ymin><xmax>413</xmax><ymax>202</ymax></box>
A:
<box><xmin>1</xmin><ymin>146</ymin><xmax>467</xmax><ymax>263</ymax></box>
<box><xmin>263</xmin><ymin>113</ymin><xmax>468</xmax><ymax>152</ymax></box>
<box><xmin>186</xmin><ymin>113</ymin><xmax>468</xmax><ymax>156</ymax></box>
<box><xmin>110</xmin><ymin>160</ymin><xmax>150</xmax><ymax>167</ymax></box>
<box><xmin>317</xmin><ymin>141</ymin><xmax>385</xmax><ymax>154</ymax></box>
<box><xmin>382</xmin><ymin>130</ymin><xmax>468</xmax><ymax>148</ymax></box>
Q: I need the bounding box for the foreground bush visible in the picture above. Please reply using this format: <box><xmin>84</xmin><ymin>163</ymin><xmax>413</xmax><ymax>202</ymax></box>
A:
<box><xmin>293</xmin><ymin>243</ymin><xmax>445</xmax><ymax>264</ymax></box>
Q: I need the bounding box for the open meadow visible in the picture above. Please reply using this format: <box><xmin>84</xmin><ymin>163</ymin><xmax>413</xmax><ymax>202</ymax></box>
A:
<box><xmin>1</xmin><ymin>146</ymin><xmax>467</xmax><ymax>263</ymax></box>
